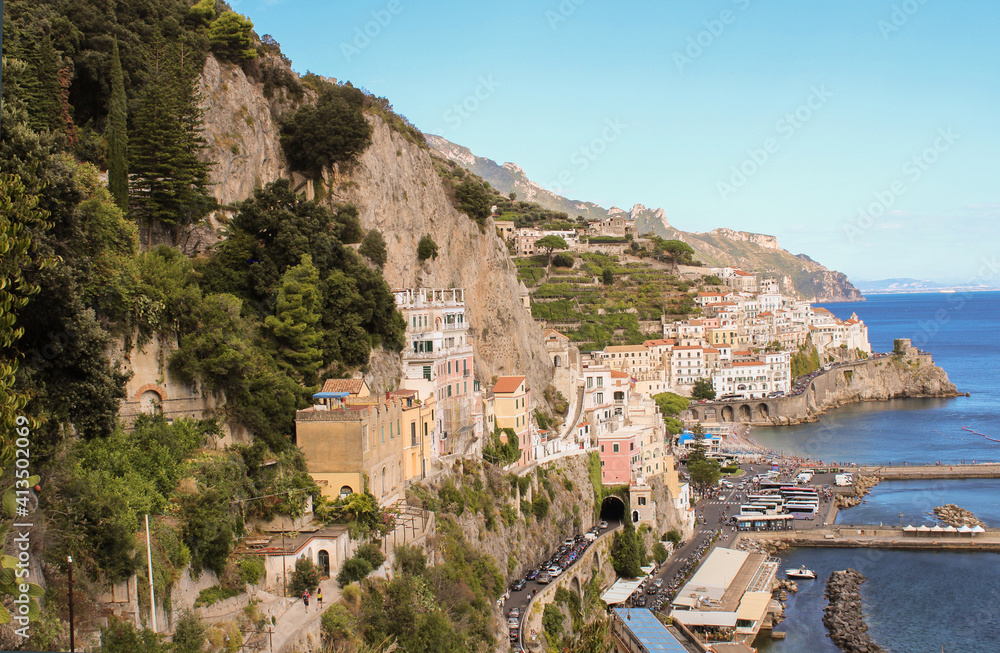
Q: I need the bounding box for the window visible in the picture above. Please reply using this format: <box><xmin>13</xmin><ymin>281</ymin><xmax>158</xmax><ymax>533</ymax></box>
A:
<box><xmin>464</xmin><ymin>381</ymin><xmax>467</xmax><ymax>394</ymax></box>
<box><xmin>397</xmin><ymin>419</ymin><xmax>401</xmax><ymax>438</ymax></box>
<box><xmin>447</xmin><ymin>385</ymin><xmax>452</xmax><ymax>397</ymax></box>
<box><xmin>381</xmin><ymin>426</ymin><xmax>385</xmax><ymax>443</ymax></box>
<box><xmin>597</xmin><ymin>377</ymin><xmax>603</xmax><ymax>387</ymax></box>
<box><xmin>362</xmin><ymin>425</ymin><xmax>369</xmax><ymax>451</ymax></box>
<box><xmin>600</xmin><ymin>445</ymin><xmax>604</xmax><ymax>452</ymax></box>
<box><xmin>389</xmin><ymin>422</ymin><xmax>393</xmax><ymax>439</ymax></box>
<box><xmin>613</xmin><ymin>443</ymin><xmax>619</xmax><ymax>453</ymax></box>
<box><xmin>463</xmin><ymin>359</ymin><xmax>467</xmax><ymax>374</ymax></box>
<box><xmin>596</xmin><ymin>393</ymin><xmax>603</xmax><ymax>404</ymax></box>
<box><xmin>638</xmin><ymin>496</ymin><xmax>647</xmax><ymax>506</ymax></box>
<box><xmin>423</xmin><ymin>365</ymin><xmax>431</xmax><ymax>380</ymax></box>
<box><xmin>587</xmin><ymin>377</ymin><xmax>593</xmax><ymax>389</ymax></box>
<box><xmin>448</xmin><ymin>361</ymin><xmax>452</xmax><ymax>374</ymax></box>
<box><xmin>630</xmin><ymin>442</ymin><xmax>634</xmax><ymax>451</ymax></box>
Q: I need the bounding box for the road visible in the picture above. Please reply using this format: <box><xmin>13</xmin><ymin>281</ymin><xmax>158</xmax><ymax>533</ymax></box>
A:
<box><xmin>500</xmin><ymin>519</ymin><xmax>621</xmax><ymax>651</ymax></box>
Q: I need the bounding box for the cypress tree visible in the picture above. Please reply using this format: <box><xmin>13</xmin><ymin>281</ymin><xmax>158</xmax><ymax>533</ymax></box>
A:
<box><xmin>26</xmin><ymin>33</ymin><xmax>63</xmax><ymax>133</ymax></box>
<box><xmin>107</xmin><ymin>39</ymin><xmax>129</xmax><ymax>213</ymax></box>
<box><xmin>265</xmin><ymin>254</ymin><xmax>324</xmax><ymax>384</ymax></box>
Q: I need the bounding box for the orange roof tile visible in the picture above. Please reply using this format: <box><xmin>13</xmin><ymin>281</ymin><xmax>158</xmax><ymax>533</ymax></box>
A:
<box><xmin>610</xmin><ymin>370</ymin><xmax>630</xmax><ymax>378</ymax></box>
<box><xmin>321</xmin><ymin>378</ymin><xmax>368</xmax><ymax>395</ymax></box>
<box><xmin>492</xmin><ymin>375</ymin><xmax>526</xmax><ymax>394</ymax></box>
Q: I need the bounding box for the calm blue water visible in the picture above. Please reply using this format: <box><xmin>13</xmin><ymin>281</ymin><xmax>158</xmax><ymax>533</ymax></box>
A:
<box><xmin>757</xmin><ymin>548</ymin><xmax>1000</xmax><ymax>653</ymax></box>
<box><xmin>749</xmin><ymin>293</ymin><xmax>1000</xmax><ymax>652</ymax></box>
<box><xmin>835</xmin><ymin>478</ymin><xmax>1000</xmax><ymax>527</ymax></box>
<box><xmin>752</xmin><ymin>292</ymin><xmax>1000</xmax><ymax>465</ymax></box>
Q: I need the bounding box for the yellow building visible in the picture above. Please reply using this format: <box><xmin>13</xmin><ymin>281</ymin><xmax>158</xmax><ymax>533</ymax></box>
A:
<box><xmin>296</xmin><ymin>385</ymin><xmax>432</xmax><ymax>506</ymax></box>
<box><xmin>709</xmin><ymin>327</ymin><xmax>739</xmax><ymax>346</ymax></box>
<box><xmin>491</xmin><ymin>375</ymin><xmax>532</xmax><ymax>465</ymax></box>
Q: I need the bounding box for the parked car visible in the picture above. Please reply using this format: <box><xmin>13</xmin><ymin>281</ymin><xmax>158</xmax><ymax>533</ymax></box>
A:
<box><xmin>507</xmin><ymin>617</ymin><xmax>520</xmax><ymax>628</ymax></box>
<box><xmin>512</xmin><ymin>578</ymin><xmax>527</xmax><ymax>591</ymax></box>
<box><xmin>549</xmin><ymin>566</ymin><xmax>563</xmax><ymax>578</ymax></box>
<box><xmin>526</xmin><ymin>568</ymin><xmax>539</xmax><ymax>581</ymax></box>
<box><xmin>509</xmin><ymin>628</ymin><xmax>519</xmax><ymax>643</ymax></box>
<box><xmin>563</xmin><ymin>538</ymin><xmax>575</xmax><ymax>548</ymax></box>
<box><xmin>654</xmin><ymin>578</ymin><xmax>664</xmax><ymax>588</ymax></box>
<box><xmin>634</xmin><ymin>595</ymin><xmax>647</xmax><ymax>607</ymax></box>
<box><xmin>508</xmin><ymin>607</ymin><xmax>521</xmax><ymax>618</ymax></box>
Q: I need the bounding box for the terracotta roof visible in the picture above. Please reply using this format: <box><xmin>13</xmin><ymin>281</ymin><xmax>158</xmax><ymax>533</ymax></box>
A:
<box><xmin>814</xmin><ymin>307</ymin><xmax>833</xmax><ymax>314</ymax></box>
<box><xmin>759</xmin><ymin>311</ymin><xmax>773</xmax><ymax>317</ymax></box>
<box><xmin>643</xmin><ymin>339</ymin><xmax>670</xmax><ymax>346</ymax></box>
<box><xmin>321</xmin><ymin>378</ymin><xmax>368</xmax><ymax>395</ymax></box>
<box><xmin>605</xmin><ymin>345</ymin><xmax>648</xmax><ymax>353</ymax></box>
<box><xmin>732</xmin><ymin>360</ymin><xmax>764</xmax><ymax>366</ymax></box>
<box><xmin>672</xmin><ymin>346</ymin><xmax>703</xmax><ymax>350</ymax></box>
<box><xmin>702</xmin><ymin>347</ymin><xmax>720</xmax><ymax>353</ymax></box>
<box><xmin>492</xmin><ymin>375</ymin><xmax>526</xmax><ymax>394</ymax></box>
<box><xmin>543</xmin><ymin>328</ymin><xmax>569</xmax><ymax>340</ymax></box>
<box><xmin>610</xmin><ymin>370</ymin><xmax>630</xmax><ymax>378</ymax></box>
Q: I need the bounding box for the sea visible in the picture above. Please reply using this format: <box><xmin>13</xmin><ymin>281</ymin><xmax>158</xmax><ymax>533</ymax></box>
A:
<box><xmin>749</xmin><ymin>291</ymin><xmax>1000</xmax><ymax>653</ymax></box>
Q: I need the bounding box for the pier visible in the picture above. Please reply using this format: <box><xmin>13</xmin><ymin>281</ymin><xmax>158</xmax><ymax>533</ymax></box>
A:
<box><xmin>858</xmin><ymin>464</ymin><xmax>1000</xmax><ymax>480</ymax></box>
<box><xmin>740</xmin><ymin>527</ymin><xmax>1000</xmax><ymax>551</ymax></box>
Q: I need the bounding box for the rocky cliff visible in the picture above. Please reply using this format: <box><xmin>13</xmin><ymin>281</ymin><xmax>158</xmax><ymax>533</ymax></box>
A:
<box><xmin>194</xmin><ymin>55</ymin><xmax>553</xmax><ymax>398</ymax></box>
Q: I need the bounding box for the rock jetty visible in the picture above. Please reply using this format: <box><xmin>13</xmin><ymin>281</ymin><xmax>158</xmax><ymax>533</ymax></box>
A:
<box><xmin>822</xmin><ymin>569</ymin><xmax>887</xmax><ymax>653</ymax></box>
<box><xmin>933</xmin><ymin>504</ymin><xmax>983</xmax><ymax>527</ymax></box>
<box><xmin>834</xmin><ymin>473</ymin><xmax>879</xmax><ymax>509</ymax></box>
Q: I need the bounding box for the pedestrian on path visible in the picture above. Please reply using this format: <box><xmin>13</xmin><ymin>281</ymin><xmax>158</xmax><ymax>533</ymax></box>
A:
<box><xmin>303</xmin><ymin>589</ymin><xmax>310</xmax><ymax>613</ymax></box>
<box><xmin>317</xmin><ymin>588</ymin><xmax>323</xmax><ymax>610</ymax></box>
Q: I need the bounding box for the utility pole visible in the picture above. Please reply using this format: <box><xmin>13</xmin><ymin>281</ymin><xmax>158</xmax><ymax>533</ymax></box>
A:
<box><xmin>67</xmin><ymin>556</ymin><xmax>75</xmax><ymax>652</ymax></box>
<box><xmin>282</xmin><ymin>532</ymin><xmax>288</xmax><ymax>597</ymax></box>
<box><xmin>146</xmin><ymin>514</ymin><xmax>157</xmax><ymax>632</ymax></box>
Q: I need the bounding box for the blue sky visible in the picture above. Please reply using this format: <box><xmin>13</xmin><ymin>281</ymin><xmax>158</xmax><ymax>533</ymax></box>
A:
<box><xmin>233</xmin><ymin>0</ymin><xmax>1000</xmax><ymax>284</ymax></box>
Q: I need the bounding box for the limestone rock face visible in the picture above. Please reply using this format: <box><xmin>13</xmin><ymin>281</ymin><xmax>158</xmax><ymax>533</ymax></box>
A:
<box><xmin>198</xmin><ymin>54</ymin><xmax>287</xmax><ymax>208</ymax></box>
<box><xmin>194</xmin><ymin>56</ymin><xmax>553</xmax><ymax>397</ymax></box>
<box><xmin>324</xmin><ymin>118</ymin><xmax>554</xmax><ymax>395</ymax></box>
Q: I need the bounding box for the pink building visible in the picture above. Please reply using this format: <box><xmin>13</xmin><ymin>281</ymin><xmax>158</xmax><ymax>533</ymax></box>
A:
<box><xmin>598</xmin><ymin>431</ymin><xmax>637</xmax><ymax>485</ymax></box>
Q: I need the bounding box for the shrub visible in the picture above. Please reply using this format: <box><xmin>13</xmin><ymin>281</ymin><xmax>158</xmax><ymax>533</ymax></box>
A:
<box><xmin>208</xmin><ymin>12</ymin><xmax>258</xmax><ymax>63</ymax></box>
<box><xmin>289</xmin><ymin>557</ymin><xmax>321</xmax><ymax>596</ymax></box>
<box><xmin>454</xmin><ymin>179</ymin><xmax>492</xmax><ymax>225</ymax></box>
<box><xmin>336</xmin><ymin>556</ymin><xmax>373</xmax><ymax>587</ymax></box>
<box><xmin>355</xmin><ymin>542</ymin><xmax>386</xmax><ymax>570</ymax></box>
<box><xmin>321</xmin><ymin>603</ymin><xmax>357</xmax><ymax>644</ymax></box>
<box><xmin>417</xmin><ymin>235</ymin><xmax>438</xmax><ymax>261</ymax></box>
<box><xmin>172</xmin><ymin>610</ymin><xmax>206</xmax><ymax>653</ymax></box>
<box><xmin>359</xmin><ymin>229</ymin><xmax>387</xmax><ymax>269</ymax></box>
<box><xmin>532</xmin><ymin>493</ymin><xmax>550</xmax><ymax>520</ymax></box>
<box><xmin>665</xmin><ymin>529</ymin><xmax>682</xmax><ymax>544</ymax></box>
<box><xmin>652</xmin><ymin>542</ymin><xmax>669</xmax><ymax>564</ymax></box>
<box><xmin>552</xmin><ymin>252</ymin><xmax>574</xmax><ymax>267</ymax></box>
<box><xmin>542</xmin><ymin>603</ymin><xmax>565</xmax><ymax>637</ymax></box>
<box><xmin>238</xmin><ymin>556</ymin><xmax>266</xmax><ymax>586</ymax></box>
<box><xmin>194</xmin><ymin>585</ymin><xmax>241</xmax><ymax>608</ymax></box>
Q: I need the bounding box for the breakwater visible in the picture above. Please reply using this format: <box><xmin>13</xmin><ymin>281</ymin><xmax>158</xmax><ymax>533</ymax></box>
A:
<box><xmin>822</xmin><ymin>569</ymin><xmax>887</xmax><ymax>653</ymax></box>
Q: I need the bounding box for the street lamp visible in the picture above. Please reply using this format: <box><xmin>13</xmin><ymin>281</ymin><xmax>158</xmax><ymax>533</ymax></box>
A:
<box><xmin>67</xmin><ymin>556</ymin><xmax>75</xmax><ymax>652</ymax></box>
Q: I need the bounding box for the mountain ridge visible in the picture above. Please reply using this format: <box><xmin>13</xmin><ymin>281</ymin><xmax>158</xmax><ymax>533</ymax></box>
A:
<box><xmin>426</xmin><ymin>134</ymin><xmax>863</xmax><ymax>302</ymax></box>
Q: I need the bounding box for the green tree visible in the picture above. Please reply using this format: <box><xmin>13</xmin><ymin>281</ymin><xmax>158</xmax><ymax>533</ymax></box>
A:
<box><xmin>355</xmin><ymin>542</ymin><xmax>386</xmax><ymax>570</ymax></box>
<box><xmin>360</xmin><ymin>229</ymin><xmax>387</xmax><ymax>269</ymax></box>
<box><xmin>172</xmin><ymin>610</ymin><xmax>206</xmax><ymax>653</ymax></box>
<box><xmin>691</xmin><ymin>378</ymin><xmax>716</xmax><ymax>400</ymax></box>
<box><xmin>665</xmin><ymin>529</ymin><xmax>682</xmax><ymax>544</ymax></box>
<box><xmin>690</xmin><ymin>422</ymin><xmax>706</xmax><ymax>437</ymax></box>
<box><xmin>25</xmin><ymin>33</ymin><xmax>63</xmax><ymax>133</ymax></box>
<box><xmin>106</xmin><ymin>39</ymin><xmax>129</xmax><ymax>213</ymax></box>
<box><xmin>265</xmin><ymin>254</ymin><xmax>324</xmax><ymax>384</ymax></box>
<box><xmin>129</xmin><ymin>37</ymin><xmax>214</xmax><ymax>238</ymax></box>
<box><xmin>535</xmin><ymin>234</ymin><xmax>569</xmax><ymax>266</ymax></box>
<box><xmin>610</xmin><ymin>519</ymin><xmax>642</xmax><ymax>578</ymax></box>
<box><xmin>290</xmin><ymin>557</ymin><xmax>321</xmax><ymax>595</ymax></box>
<box><xmin>453</xmin><ymin>178</ymin><xmax>492</xmax><ymax>225</ymax></box>
<box><xmin>652</xmin><ymin>542</ymin><xmax>669</xmax><ymax>564</ymax></box>
<box><xmin>179</xmin><ymin>489</ymin><xmax>234</xmax><ymax>577</ymax></box>
<box><xmin>280</xmin><ymin>85</ymin><xmax>372</xmax><ymax>176</ymax></box>
<box><xmin>97</xmin><ymin>616</ymin><xmax>167</xmax><ymax>653</ymax></box>
<box><xmin>653</xmin><ymin>392</ymin><xmax>690</xmax><ymax>417</ymax></box>
<box><xmin>542</xmin><ymin>603</ymin><xmax>565</xmax><ymax>638</ymax></box>
<box><xmin>208</xmin><ymin>11</ymin><xmax>258</xmax><ymax>63</ymax></box>
<box><xmin>336</xmin><ymin>556</ymin><xmax>373</xmax><ymax>587</ymax></box>
<box><xmin>417</xmin><ymin>234</ymin><xmax>438</xmax><ymax>261</ymax></box>
<box><xmin>188</xmin><ymin>0</ymin><xmax>217</xmax><ymax>26</ymax></box>
<box><xmin>602</xmin><ymin>268</ymin><xmax>614</xmax><ymax>285</ymax></box>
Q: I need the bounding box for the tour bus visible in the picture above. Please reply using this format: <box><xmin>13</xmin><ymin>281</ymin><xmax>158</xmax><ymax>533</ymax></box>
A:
<box><xmin>741</xmin><ymin>504</ymin><xmax>779</xmax><ymax>516</ymax></box>
<box><xmin>780</xmin><ymin>486</ymin><xmax>818</xmax><ymax>497</ymax></box>
<box><xmin>785</xmin><ymin>503</ymin><xmax>818</xmax><ymax>517</ymax></box>
<box><xmin>747</xmin><ymin>495</ymin><xmax>784</xmax><ymax>509</ymax></box>
<box><xmin>759</xmin><ymin>481</ymin><xmax>786</xmax><ymax>492</ymax></box>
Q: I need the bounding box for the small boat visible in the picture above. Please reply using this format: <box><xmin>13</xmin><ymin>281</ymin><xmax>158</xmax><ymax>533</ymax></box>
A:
<box><xmin>785</xmin><ymin>566</ymin><xmax>817</xmax><ymax>579</ymax></box>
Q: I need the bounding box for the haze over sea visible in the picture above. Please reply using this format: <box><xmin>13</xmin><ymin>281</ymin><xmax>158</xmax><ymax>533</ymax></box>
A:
<box><xmin>752</xmin><ymin>292</ymin><xmax>1000</xmax><ymax>652</ymax></box>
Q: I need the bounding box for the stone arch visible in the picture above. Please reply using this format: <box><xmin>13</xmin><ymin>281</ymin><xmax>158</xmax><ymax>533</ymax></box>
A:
<box><xmin>689</xmin><ymin>408</ymin><xmax>700</xmax><ymax>421</ymax></box>
<box><xmin>632</xmin><ymin>510</ymin><xmax>640</xmax><ymax>523</ymax></box>
<box><xmin>139</xmin><ymin>390</ymin><xmax>163</xmax><ymax>415</ymax></box>
<box><xmin>339</xmin><ymin>485</ymin><xmax>353</xmax><ymax>498</ymax></box>
<box><xmin>600</xmin><ymin>495</ymin><xmax>626</xmax><ymax>524</ymax></box>
<box><xmin>133</xmin><ymin>383</ymin><xmax>168</xmax><ymax>402</ymax></box>
<box><xmin>756</xmin><ymin>403</ymin><xmax>770</xmax><ymax>421</ymax></box>
<box><xmin>571</xmin><ymin>575</ymin><xmax>582</xmax><ymax>598</ymax></box>
<box><xmin>721</xmin><ymin>405</ymin><xmax>735</xmax><ymax>422</ymax></box>
<box><xmin>738</xmin><ymin>404</ymin><xmax>752</xmax><ymax>422</ymax></box>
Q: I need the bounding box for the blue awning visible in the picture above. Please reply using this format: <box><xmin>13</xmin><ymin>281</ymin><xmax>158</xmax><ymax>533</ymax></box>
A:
<box><xmin>313</xmin><ymin>391</ymin><xmax>350</xmax><ymax>399</ymax></box>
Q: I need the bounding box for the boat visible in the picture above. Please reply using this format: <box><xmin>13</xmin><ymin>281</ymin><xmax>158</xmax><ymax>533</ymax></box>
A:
<box><xmin>785</xmin><ymin>566</ymin><xmax>817</xmax><ymax>579</ymax></box>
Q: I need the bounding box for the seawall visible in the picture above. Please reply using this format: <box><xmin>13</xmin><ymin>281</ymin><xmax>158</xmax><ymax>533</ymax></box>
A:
<box><xmin>685</xmin><ymin>345</ymin><xmax>960</xmax><ymax>427</ymax></box>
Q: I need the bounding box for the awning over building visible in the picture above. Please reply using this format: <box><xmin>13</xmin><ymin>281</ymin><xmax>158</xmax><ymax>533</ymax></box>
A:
<box><xmin>601</xmin><ymin>578</ymin><xmax>645</xmax><ymax>605</ymax></box>
<box><xmin>671</xmin><ymin>610</ymin><xmax>739</xmax><ymax>627</ymax></box>
<box><xmin>312</xmin><ymin>391</ymin><xmax>350</xmax><ymax>399</ymax></box>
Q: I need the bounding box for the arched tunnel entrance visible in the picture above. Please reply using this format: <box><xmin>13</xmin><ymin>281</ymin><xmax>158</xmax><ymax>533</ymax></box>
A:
<box><xmin>599</xmin><ymin>495</ymin><xmax>626</xmax><ymax>527</ymax></box>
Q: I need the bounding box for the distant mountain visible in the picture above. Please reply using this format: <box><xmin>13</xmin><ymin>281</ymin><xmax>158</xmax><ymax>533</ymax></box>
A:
<box><xmin>857</xmin><ymin>278</ymin><xmax>947</xmax><ymax>292</ymax></box>
<box><xmin>424</xmin><ymin>134</ymin><xmax>610</xmax><ymax>221</ymax></box>
<box><xmin>427</xmin><ymin>135</ymin><xmax>863</xmax><ymax>302</ymax></box>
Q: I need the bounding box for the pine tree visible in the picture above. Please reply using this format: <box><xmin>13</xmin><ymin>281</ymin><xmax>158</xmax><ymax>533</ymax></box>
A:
<box><xmin>107</xmin><ymin>39</ymin><xmax>129</xmax><ymax>213</ymax></box>
<box><xmin>129</xmin><ymin>36</ymin><xmax>214</xmax><ymax>240</ymax></box>
<box><xmin>265</xmin><ymin>254</ymin><xmax>324</xmax><ymax>384</ymax></box>
<box><xmin>26</xmin><ymin>33</ymin><xmax>63</xmax><ymax>133</ymax></box>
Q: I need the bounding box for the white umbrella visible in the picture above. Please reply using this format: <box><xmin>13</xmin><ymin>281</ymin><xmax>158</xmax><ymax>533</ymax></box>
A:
<box><xmin>944</xmin><ymin>525</ymin><xmax>958</xmax><ymax>533</ymax></box>
<box><xmin>930</xmin><ymin>525</ymin><xmax>945</xmax><ymax>532</ymax></box>
<box><xmin>917</xmin><ymin>525</ymin><xmax>931</xmax><ymax>532</ymax></box>
<box><xmin>958</xmin><ymin>525</ymin><xmax>973</xmax><ymax>534</ymax></box>
<box><xmin>902</xmin><ymin>525</ymin><xmax>917</xmax><ymax>532</ymax></box>
<box><xmin>972</xmin><ymin>525</ymin><xmax>986</xmax><ymax>534</ymax></box>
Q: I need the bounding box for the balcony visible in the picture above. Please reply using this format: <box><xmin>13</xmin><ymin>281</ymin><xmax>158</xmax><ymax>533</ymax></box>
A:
<box><xmin>402</xmin><ymin>343</ymin><xmax>473</xmax><ymax>361</ymax></box>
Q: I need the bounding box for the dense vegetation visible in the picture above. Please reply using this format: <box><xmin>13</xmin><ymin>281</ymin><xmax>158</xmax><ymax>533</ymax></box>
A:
<box><xmin>0</xmin><ymin>4</ymin><xmax>410</xmax><ymax>648</ymax></box>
